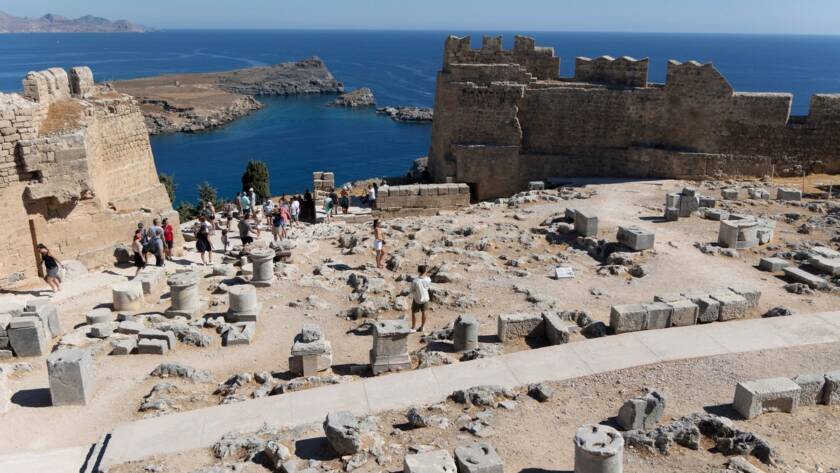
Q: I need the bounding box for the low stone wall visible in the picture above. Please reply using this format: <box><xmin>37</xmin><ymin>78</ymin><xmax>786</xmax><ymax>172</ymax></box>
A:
<box><xmin>377</xmin><ymin>184</ymin><xmax>470</xmax><ymax>210</ymax></box>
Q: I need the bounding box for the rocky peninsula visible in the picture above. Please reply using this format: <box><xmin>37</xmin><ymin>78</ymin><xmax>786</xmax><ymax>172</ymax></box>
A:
<box><xmin>330</xmin><ymin>88</ymin><xmax>376</xmax><ymax>107</ymax></box>
<box><xmin>112</xmin><ymin>57</ymin><xmax>344</xmax><ymax>134</ymax></box>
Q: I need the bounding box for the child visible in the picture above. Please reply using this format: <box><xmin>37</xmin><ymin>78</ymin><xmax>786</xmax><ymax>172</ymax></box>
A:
<box><xmin>221</xmin><ymin>229</ymin><xmax>230</xmax><ymax>253</ymax></box>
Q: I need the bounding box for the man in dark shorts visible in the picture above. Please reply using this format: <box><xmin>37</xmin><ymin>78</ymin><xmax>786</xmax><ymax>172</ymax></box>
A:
<box><xmin>410</xmin><ymin>265</ymin><xmax>432</xmax><ymax>332</ymax></box>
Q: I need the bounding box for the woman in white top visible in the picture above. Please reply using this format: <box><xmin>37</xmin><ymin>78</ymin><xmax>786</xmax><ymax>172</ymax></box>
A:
<box><xmin>373</xmin><ymin>219</ymin><xmax>385</xmax><ymax>269</ymax></box>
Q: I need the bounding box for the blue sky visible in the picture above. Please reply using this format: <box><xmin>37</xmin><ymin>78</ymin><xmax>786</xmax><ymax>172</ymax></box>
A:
<box><xmin>1</xmin><ymin>0</ymin><xmax>838</xmax><ymax>34</ymax></box>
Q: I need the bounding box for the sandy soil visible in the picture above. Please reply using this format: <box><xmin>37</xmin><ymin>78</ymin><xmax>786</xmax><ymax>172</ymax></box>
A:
<box><xmin>1</xmin><ymin>178</ymin><xmax>838</xmax><ymax>464</ymax></box>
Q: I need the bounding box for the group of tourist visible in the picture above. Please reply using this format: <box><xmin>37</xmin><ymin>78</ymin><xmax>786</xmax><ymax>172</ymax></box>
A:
<box><xmin>132</xmin><ymin>218</ymin><xmax>176</xmax><ymax>274</ymax></box>
<box><xmin>321</xmin><ymin>183</ymin><xmax>379</xmax><ymax>223</ymax></box>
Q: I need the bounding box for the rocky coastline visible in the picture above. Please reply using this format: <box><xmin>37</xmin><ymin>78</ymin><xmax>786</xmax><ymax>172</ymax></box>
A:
<box><xmin>113</xmin><ymin>57</ymin><xmax>344</xmax><ymax>134</ymax></box>
<box><xmin>376</xmin><ymin>106</ymin><xmax>434</xmax><ymax>123</ymax></box>
<box><xmin>330</xmin><ymin>88</ymin><xmax>376</xmax><ymax>107</ymax></box>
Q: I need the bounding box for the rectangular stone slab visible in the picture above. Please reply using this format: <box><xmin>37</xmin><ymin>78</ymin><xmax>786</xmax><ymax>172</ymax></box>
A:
<box><xmin>733</xmin><ymin>377</ymin><xmax>801</xmax><ymax>419</ymax></box>
<box><xmin>47</xmin><ymin>349</ymin><xmax>94</xmax><ymax>406</ymax></box>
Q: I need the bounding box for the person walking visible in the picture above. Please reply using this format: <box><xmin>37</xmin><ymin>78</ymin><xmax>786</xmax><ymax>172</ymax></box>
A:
<box><xmin>234</xmin><ymin>192</ymin><xmax>243</xmax><ymax>216</ymax></box>
<box><xmin>37</xmin><ymin>244</ymin><xmax>64</xmax><ymax>293</ymax></box>
<box><xmin>303</xmin><ymin>189</ymin><xmax>314</xmax><ymax>222</ymax></box>
<box><xmin>322</xmin><ymin>194</ymin><xmax>334</xmax><ymax>223</ymax></box>
<box><xmin>339</xmin><ymin>187</ymin><xmax>350</xmax><ymax>214</ymax></box>
<box><xmin>410</xmin><ymin>265</ymin><xmax>432</xmax><ymax>333</ymax></box>
<box><xmin>240</xmin><ymin>192</ymin><xmax>251</xmax><ymax>219</ymax></box>
<box><xmin>373</xmin><ymin>219</ymin><xmax>385</xmax><ymax>268</ymax></box>
<box><xmin>195</xmin><ymin>215</ymin><xmax>213</xmax><ymax>265</ymax></box>
<box><xmin>238</xmin><ymin>216</ymin><xmax>258</xmax><ymax>244</ymax></box>
<box><xmin>131</xmin><ymin>229</ymin><xmax>146</xmax><ymax>276</ymax></box>
<box><xmin>150</xmin><ymin>218</ymin><xmax>165</xmax><ymax>266</ymax></box>
<box><xmin>368</xmin><ymin>184</ymin><xmax>377</xmax><ymax>209</ymax></box>
<box><xmin>222</xmin><ymin>199</ymin><xmax>234</xmax><ymax>230</ymax></box>
<box><xmin>248</xmin><ymin>187</ymin><xmax>258</xmax><ymax>217</ymax></box>
<box><xmin>162</xmin><ymin>217</ymin><xmax>175</xmax><ymax>261</ymax></box>
<box><xmin>263</xmin><ymin>198</ymin><xmax>275</xmax><ymax>229</ymax></box>
<box><xmin>290</xmin><ymin>196</ymin><xmax>300</xmax><ymax>227</ymax></box>
<box><xmin>328</xmin><ymin>188</ymin><xmax>339</xmax><ymax>216</ymax></box>
<box><xmin>271</xmin><ymin>207</ymin><xmax>284</xmax><ymax>242</ymax></box>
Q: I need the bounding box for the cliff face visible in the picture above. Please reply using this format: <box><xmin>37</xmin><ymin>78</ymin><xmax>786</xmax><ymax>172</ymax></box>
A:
<box><xmin>113</xmin><ymin>57</ymin><xmax>344</xmax><ymax>134</ymax></box>
<box><xmin>0</xmin><ymin>67</ymin><xmax>180</xmax><ymax>286</ymax></box>
<box><xmin>429</xmin><ymin>34</ymin><xmax>840</xmax><ymax>201</ymax></box>
<box><xmin>0</xmin><ymin>11</ymin><xmax>151</xmax><ymax>33</ymax></box>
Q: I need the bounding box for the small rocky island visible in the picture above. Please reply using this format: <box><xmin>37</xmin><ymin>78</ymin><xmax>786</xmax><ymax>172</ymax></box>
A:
<box><xmin>330</xmin><ymin>88</ymin><xmax>376</xmax><ymax>107</ymax></box>
<box><xmin>112</xmin><ymin>57</ymin><xmax>344</xmax><ymax>134</ymax></box>
<box><xmin>376</xmin><ymin>106</ymin><xmax>434</xmax><ymax>123</ymax></box>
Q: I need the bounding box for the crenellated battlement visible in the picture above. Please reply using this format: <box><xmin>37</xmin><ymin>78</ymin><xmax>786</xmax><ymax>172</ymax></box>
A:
<box><xmin>430</xmin><ymin>34</ymin><xmax>840</xmax><ymax>201</ymax></box>
<box><xmin>574</xmin><ymin>56</ymin><xmax>649</xmax><ymax>88</ymax></box>
<box><xmin>443</xmin><ymin>35</ymin><xmax>560</xmax><ymax>80</ymax></box>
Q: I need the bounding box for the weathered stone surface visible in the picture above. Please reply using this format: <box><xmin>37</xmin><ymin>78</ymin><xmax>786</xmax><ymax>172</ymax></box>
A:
<box><xmin>47</xmin><ymin>349</ymin><xmax>94</xmax><ymax>406</ymax></box>
<box><xmin>137</xmin><ymin>338</ymin><xmax>168</xmax><ymax>355</ymax></box>
<box><xmin>110</xmin><ymin>337</ymin><xmax>137</xmax><ymax>355</ymax></box>
<box><xmin>711</xmin><ymin>293</ymin><xmax>748</xmax><ymax>321</ymax></box>
<box><xmin>733</xmin><ymin>377</ymin><xmax>801</xmax><ymax>419</ymax></box>
<box><xmin>791</xmin><ymin>373</ymin><xmax>827</xmax><ymax>406</ymax></box>
<box><xmin>574</xmin><ymin>209</ymin><xmax>598</xmax><ymax>237</ymax></box>
<box><xmin>543</xmin><ymin>312</ymin><xmax>574</xmax><ymax>345</ymax></box>
<box><xmin>8</xmin><ymin>317</ymin><xmax>50</xmax><ymax>357</ymax></box>
<box><xmin>405</xmin><ymin>450</ymin><xmax>457</xmax><ymax>473</ymax></box>
<box><xmin>222</xmin><ymin>322</ymin><xmax>256</xmax><ymax>346</ymax></box>
<box><xmin>497</xmin><ymin>312</ymin><xmax>544</xmax><ymax>342</ymax></box>
<box><xmin>783</xmin><ymin>267</ymin><xmax>828</xmax><ymax>290</ymax></box>
<box><xmin>23</xmin><ymin>298</ymin><xmax>60</xmax><ymax>336</ymax></box>
<box><xmin>323</xmin><ymin>411</ymin><xmax>362</xmax><ymax>456</ymax></box>
<box><xmin>112</xmin><ymin>281</ymin><xmax>145</xmax><ymax>311</ymax></box>
<box><xmin>86</xmin><ymin>307</ymin><xmax>113</xmax><ymax>325</ymax></box>
<box><xmin>574</xmin><ymin>424</ymin><xmax>624</xmax><ymax>473</ymax></box>
<box><xmin>453</xmin><ymin>314</ymin><xmax>479</xmax><ymax>351</ymax></box>
<box><xmin>727</xmin><ymin>285</ymin><xmax>761</xmax><ymax>309</ymax></box>
<box><xmin>616</xmin><ymin>226</ymin><xmax>655</xmax><ymax>251</ymax></box>
<box><xmin>617</xmin><ymin>390</ymin><xmax>666</xmax><ymax>431</ymax></box>
<box><xmin>642</xmin><ymin>302</ymin><xmax>672</xmax><ymax>330</ymax></box>
<box><xmin>690</xmin><ymin>296</ymin><xmax>720</xmax><ymax>323</ymax></box>
<box><xmin>666</xmin><ymin>299</ymin><xmax>698</xmax><ymax>327</ymax></box>
<box><xmin>370</xmin><ymin>319</ymin><xmax>411</xmax><ymax>375</ymax></box>
<box><xmin>454</xmin><ymin>443</ymin><xmax>503</xmax><ymax>473</ymax></box>
<box><xmin>609</xmin><ymin>304</ymin><xmax>646</xmax><ymax>334</ymax></box>
<box><xmin>824</xmin><ymin>371</ymin><xmax>840</xmax><ymax>406</ymax></box>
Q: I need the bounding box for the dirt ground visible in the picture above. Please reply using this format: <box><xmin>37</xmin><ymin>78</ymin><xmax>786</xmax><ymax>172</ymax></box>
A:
<box><xmin>1</xmin><ymin>177</ymin><xmax>838</xmax><ymax>467</ymax></box>
<box><xmin>109</xmin><ymin>343</ymin><xmax>840</xmax><ymax>473</ymax></box>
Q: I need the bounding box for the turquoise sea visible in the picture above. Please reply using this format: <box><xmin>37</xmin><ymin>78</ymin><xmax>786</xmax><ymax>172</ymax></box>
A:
<box><xmin>2</xmin><ymin>30</ymin><xmax>840</xmax><ymax>202</ymax></box>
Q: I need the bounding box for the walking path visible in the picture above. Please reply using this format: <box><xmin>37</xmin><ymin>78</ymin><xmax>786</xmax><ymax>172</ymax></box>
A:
<box><xmin>3</xmin><ymin>310</ymin><xmax>840</xmax><ymax>473</ymax></box>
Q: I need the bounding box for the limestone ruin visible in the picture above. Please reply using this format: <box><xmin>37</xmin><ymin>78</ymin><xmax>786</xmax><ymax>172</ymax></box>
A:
<box><xmin>428</xmin><ymin>35</ymin><xmax>840</xmax><ymax>200</ymax></box>
<box><xmin>0</xmin><ymin>67</ymin><xmax>182</xmax><ymax>286</ymax></box>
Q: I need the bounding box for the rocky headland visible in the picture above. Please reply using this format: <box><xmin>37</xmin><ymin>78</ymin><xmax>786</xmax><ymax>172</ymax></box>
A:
<box><xmin>0</xmin><ymin>11</ymin><xmax>151</xmax><ymax>33</ymax></box>
<box><xmin>376</xmin><ymin>106</ymin><xmax>434</xmax><ymax>123</ymax></box>
<box><xmin>112</xmin><ymin>57</ymin><xmax>344</xmax><ymax>134</ymax></box>
<box><xmin>330</xmin><ymin>88</ymin><xmax>376</xmax><ymax>107</ymax></box>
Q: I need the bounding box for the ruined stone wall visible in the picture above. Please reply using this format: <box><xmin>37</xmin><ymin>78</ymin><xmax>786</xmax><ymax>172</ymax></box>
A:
<box><xmin>0</xmin><ymin>67</ymin><xmax>181</xmax><ymax>286</ymax></box>
<box><xmin>429</xmin><ymin>35</ymin><xmax>840</xmax><ymax>200</ymax></box>
<box><xmin>377</xmin><ymin>184</ymin><xmax>470</xmax><ymax>209</ymax></box>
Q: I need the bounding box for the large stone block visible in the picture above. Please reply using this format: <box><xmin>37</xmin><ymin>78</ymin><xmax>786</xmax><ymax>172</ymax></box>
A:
<box><xmin>574</xmin><ymin>209</ymin><xmax>598</xmax><ymax>237</ymax></box>
<box><xmin>783</xmin><ymin>267</ymin><xmax>828</xmax><ymax>290</ymax></box>
<box><xmin>609</xmin><ymin>304</ymin><xmax>646</xmax><ymax>334</ymax></box>
<box><xmin>617</xmin><ymin>390</ymin><xmax>666</xmax><ymax>431</ymax></box>
<box><xmin>8</xmin><ymin>317</ymin><xmax>50</xmax><ymax>357</ymax></box>
<box><xmin>454</xmin><ymin>443</ymin><xmax>503</xmax><ymax>473</ymax></box>
<box><xmin>453</xmin><ymin>314</ymin><xmax>479</xmax><ymax>351</ymax></box>
<box><xmin>808</xmin><ymin>256</ymin><xmax>840</xmax><ymax>276</ymax></box>
<box><xmin>543</xmin><ymin>312</ymin><xmax>574</xmax><ymax>345</ymax></box>
<box><xmin>666</xmin><ymin>299</ymin><xmax>698</xmax><ymax>327</ymax></box>
<box><xmin>825</xmin><ymin>371</ymin><xmax>840</xmax><ymax>406</ymax></box>
<box><xmin>616</xmin><ymin>226</ymin><xmax>655</xmax><ymax>251</ymax></box>
<box><xmin>776</xmin><ymin>187</ymin><xmax>802</xmax><ymax>201</ymax></box>
<box><xmin>223</xmin><ymin>322</ymin><xmax>256</xmax><ymax>346</ymax></box>
<box><xmin>791</xmin><ymin>373</ymin><xmax>826</xmax><ymax>406</ymax></box>
<box><xmin>370</xmin><ymin>319</ymin><xmax>411</xmax><ymax>375</ymax></box>
<box><xmin>690</xmin><ymin>296</ymin><xmax>720</xmax><ymax>323</ymax></box>
<box><xmin>733</xmin><ymin>377</ymin><xmax>800</xmax><ymax>419</ymax></box>
<box><xmin>642</xmin><ymin>302</ymin><xmax>672</xmax><ymax>330</ymax></box>
<box><xmin>727</xmin><ymin>285</ymin><xmax>761</xmax><ymax>309</ymax></box>
<box><xmin>47</xmin><ymin>349</ymin><xmax>94</xmax><ymax>406</ymax></box>
<box><xmin>758</xmin><ymin>257</ymin><xmax>789</xmax><ymax>272</ymax></box>
<box><xmin>135</xmin><ymin>266</ymin><xmax>167</xmax><ymax>299</ymax></box>
<box><xmin>711</xmin><ymin>293</ymin><xmax>747</xmax><ymax>321</ymax></box>
<box><xmin>405</xmin><ymin>450</ymin><xmax>457</xmax><ymax>473</ymax></box>
<box><xmin>137</xmin><ymin>338</ymin><xmax>168</xmax><ymax>355</ymax></box>
<box><xmin>497</xmin><ymin>312</ymin><xmax>544</xmax><ymax>342</ymax></box>
<box><xmin>23</xmin><ymin>298</ymin><xmax>60</xmax><ymax>336</ymax></box>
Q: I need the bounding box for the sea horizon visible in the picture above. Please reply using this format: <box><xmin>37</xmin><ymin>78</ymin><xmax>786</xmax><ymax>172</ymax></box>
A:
<box><xmin>3</xmin><ymin>29</ymin><xmax>840</xmax><ymax>202</ymax></box>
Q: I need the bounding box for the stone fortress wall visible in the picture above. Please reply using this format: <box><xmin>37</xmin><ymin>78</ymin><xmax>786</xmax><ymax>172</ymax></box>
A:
<box><xmin>0</xmin><ymin>67</ymin><xmax>181</xmax><ymax>286</ymax></box>
<box><xmin>429</xmin><ymin>35</ymin><xmax>840</xmax><ymax>200</ymax></box>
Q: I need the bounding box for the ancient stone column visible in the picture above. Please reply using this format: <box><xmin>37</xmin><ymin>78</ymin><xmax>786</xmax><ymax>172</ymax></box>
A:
<box><xmin>165</xmin><ymin>271</ymin><xmax>202</xmax><ymax>319</ymax></box>
<box><xmin>112</xmin><ymin>281</ymin><xmax>144</xmax><ymax>312</ymax></box>
<box><xmin>453</xmin><ymin>314</ymin><xmax>479</xmax><ymax>352</ymax></box>
<box><xmin>574</xmin><ymin>424</ymin><xmax>623</xmax><ymax>473</ymax></box>
<box><xmin>47</xmin><ymin>348</ymin><xmax>95</xmax><ymax>406</ymax></box>
<box><xmin>370</xmin><ymin>319</ymin><xmax>411</xmax><ymax>375</ymax></box>
<box><xmin>289</xmin><ymin>324</ymin><xmax>332</xmax><ymax>376</ymax></box>
<box><xmin>227</xmin><ymin>284</ymin><xmax>260</xmax><ymax>322</ymax></box>
<box><xmin>249</xmin><ymin>248</ymin><xmax>276</xmax><ymax>287</ymax></box>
